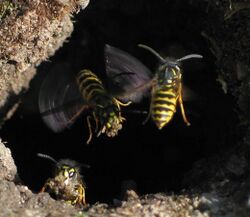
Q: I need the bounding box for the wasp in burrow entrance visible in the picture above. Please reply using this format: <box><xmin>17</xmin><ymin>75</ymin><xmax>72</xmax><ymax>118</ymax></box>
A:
<box><xmin>39</xmin><ymin>65</ymin><xmax>131</xmax><ymax>144</ymax></box>
<box><xmin>104</xmin><ymin>44</ymin><xmax>203</xmax><ymax>129</ymax></box>
<box><xmin>37</xmin><ymin>153</ymin><xmax>90</xmax><ymax>207</ymax></box>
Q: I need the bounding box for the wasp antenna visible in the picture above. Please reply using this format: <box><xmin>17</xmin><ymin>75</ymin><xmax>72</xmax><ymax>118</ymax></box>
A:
<box><xmin>37</xmin><ymin>153</ymin><xmax>58</xmax><ymax>164</ymax></box>
<box><xmin>138</xmin><ymin>44</ymin><xmax>166</xmax><ymax>63</ymax></box>
<box><xmin>80</xmin><ymin>163</ymin><xmax>91</xmax><ymax>169</ymax></box>
<box><xmin>125</xmin><ymin>110</ymin><xmax>148</xmax><ymax>115</ymax></box>
<box><xmin>177</xmin><ymin>54</ymin><xmax>203</xmax><ymax>62</ymax></box>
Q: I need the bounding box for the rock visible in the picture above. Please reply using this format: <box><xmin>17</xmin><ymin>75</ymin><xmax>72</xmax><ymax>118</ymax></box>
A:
<box><xmin>0</xmin><ymin>139</ymin><xmax>17</xmax><ymax>181</ymax></box>
<box><xmin>0</xmin><ymin>0</ymin><xmax>90</xmax><ymax>125</ymax></box>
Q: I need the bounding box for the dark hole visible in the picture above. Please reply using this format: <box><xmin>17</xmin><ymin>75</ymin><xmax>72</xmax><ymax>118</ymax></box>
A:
<box><xmin>0</xmin><ymin>0</ymin><xmax>238</xmax><ymax>204</ymax></box>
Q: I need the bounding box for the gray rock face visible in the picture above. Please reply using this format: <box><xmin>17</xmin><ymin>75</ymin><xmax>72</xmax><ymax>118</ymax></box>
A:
<box><xmin>0</xmin><ymin>0</ymin><xmax>89</xmax><ymax>125</ymax></box>
<box><xmin>0</xmin><ymin>139</ymin><xmax>17</xmax><ymax>181</ymax></box>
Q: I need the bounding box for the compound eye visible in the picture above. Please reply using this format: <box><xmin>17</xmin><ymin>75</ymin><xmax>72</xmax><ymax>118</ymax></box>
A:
<box><xmin>68</xmin><ymin>168</ymin><xmax>76</xmax><ymax>178</ymax></box>
<box><xmin>69</xmin><ymin>171</ymin><xmax>75</xmax><ymax>178</ymax></box>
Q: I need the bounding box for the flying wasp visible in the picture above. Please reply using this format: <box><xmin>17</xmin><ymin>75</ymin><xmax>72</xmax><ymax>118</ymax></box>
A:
<box><xmin>37</xmin><ymin>153</ymin><xmax>89</xmax><ymax>207</ymax></box>
<box><xmin>104</xmin><ymin>44</ymin><xmax>203</xmax><ymax>129</ymax></box>
<box><xmin>39</xmin><ymin>66</ymin><xmax>131</xmax><ymax>144</ymax></box>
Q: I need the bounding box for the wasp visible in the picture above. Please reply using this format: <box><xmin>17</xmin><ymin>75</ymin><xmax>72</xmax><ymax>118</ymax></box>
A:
<box><xmin>104</xmin><ymin>44</ymin><xmax>203</xmax><ymax>129</ymax></box>
<box><xmin>37</xmin><ymin>153</ymin><xmax>89</xmax><ymax>207</ymax></box>
<box><xmin>39</xmin><ymin>66</ymin><xmax>131</xmax><ymax>144</ymax></box>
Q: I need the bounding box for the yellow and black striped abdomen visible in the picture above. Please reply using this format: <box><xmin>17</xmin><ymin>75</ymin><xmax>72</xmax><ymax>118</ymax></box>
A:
<box><xmin>151</xmin><ymin>84</ymin><xmax>178</xmax><ymax>130</ymax></box>
<box><xmin>77</xmin><ymin>69</ymin><xmax>106</xmax><ymax>102</ymax></box>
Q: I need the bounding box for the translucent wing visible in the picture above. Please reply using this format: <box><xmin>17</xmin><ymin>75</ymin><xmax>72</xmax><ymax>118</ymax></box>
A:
<box><xmin>105</xmin><ymin>44</ymin><xmax>153</xmax><ymax>102</ymax></box>
<box><xmin>39</xmin><ymin>65</ymin><xmax>88</xmax><ymax>132</ymax></box>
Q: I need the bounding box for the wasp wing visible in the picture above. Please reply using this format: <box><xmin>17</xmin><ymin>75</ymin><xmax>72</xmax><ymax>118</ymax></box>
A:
<box><xmin>105</xmin><ymin>44</ymin><xmax>153</xmax><ymax>103</ymax></box>
<box><xmin>39</xmin><ymin>65</ymin><xmax>88</xmax><ymax>132</ymax></box>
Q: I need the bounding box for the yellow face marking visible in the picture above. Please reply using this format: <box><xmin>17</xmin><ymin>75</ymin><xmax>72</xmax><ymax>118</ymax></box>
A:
<box><xmin>68</xmin><ymin>168</ymin><xmax>75</xmax><ymax>174</ymax></box>
<box><xmin>64</xmin><ymin>170</ymin><xmax>69</xmax><ymax>178</ymax></box>
<box><xmin>60</xmin><ymin>166</ymin><xmax>76</xmax><ymax>178</ymax></box>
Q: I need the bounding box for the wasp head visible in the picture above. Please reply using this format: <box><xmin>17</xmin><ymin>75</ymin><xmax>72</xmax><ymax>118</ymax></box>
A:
<box><xmin>158</xmin><ymin>60</ymin><xmax>182</xmax><ymax>85</ymax></box>
<box><xmin>53</xmin><ymin>159</ymin><xmax>81</xmax><ymax>185</ymax></box>
<box><xmin>138</xmin><ymin>44</ymin><xmax>203</xmax><ymax>85</ymax></box>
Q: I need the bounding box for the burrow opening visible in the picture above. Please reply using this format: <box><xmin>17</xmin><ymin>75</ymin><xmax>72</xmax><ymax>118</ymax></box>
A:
<box><xmin>1</xmin><ymin>0</ymin><xmax>238</xmax><ymax>204</ymax></box>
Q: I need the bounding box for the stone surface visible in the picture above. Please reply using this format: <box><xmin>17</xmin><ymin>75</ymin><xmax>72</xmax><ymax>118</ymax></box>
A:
<box><xmin>0</xmin><ymin>0</ymin><xmax>89</xmax><ymax>125</ymax></box>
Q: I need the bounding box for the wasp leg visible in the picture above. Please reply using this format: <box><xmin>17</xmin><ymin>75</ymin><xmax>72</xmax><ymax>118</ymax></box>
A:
<box><xmin>142</xmin><ymin>109</ymin><xmax>151</xmax><ymax>125</ymax></box>
<box><xmin>39</xmin><ymin>182</ymin><xmax>49</xmax><ymax>193</ymax></box>
<box><xmin>68</xmin><ymin>105</ymin><xmax>87</xmax><ymax>125</ymax></box>
<box><xmin>86</xmin><ymin>115</ymin><xmax>93</xmax><ymax>144</ymax></box>
<box><xmin>115</xmin><ymin>99</ymin><xmax>132</xmax><ymax>107</ymax></box>
<box><xmin>142</xmin><ymin>86</ymin><xmax>155</xmax><ymax>125</ymax></box>
<box><xmin>39</xmin><ymin>186</ymin><xmax>46</xmax><ymax>193</ymax></box>
<box><xmin>94</xmin><ymin>113</ymin><xmax>106</xmax><ymax>137</ymax></box>
<box><xmin>78</xmin><ymin>185</ymin><xmax>86</xmax><ymax>206</ymax></box>
<box><xmin>179</xmin><ymin>83</ymin><xmax>191</xmax><ymax>126</ymax></box>
<box><xmin>93</xmin><ymin>112</ymin><xmax>99</xmax><ymax>133</ymax></box>
<box><xmin>72</xmin><ymin>184</ymin><xmax>86</xmax><ymax>207</ymax></box>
